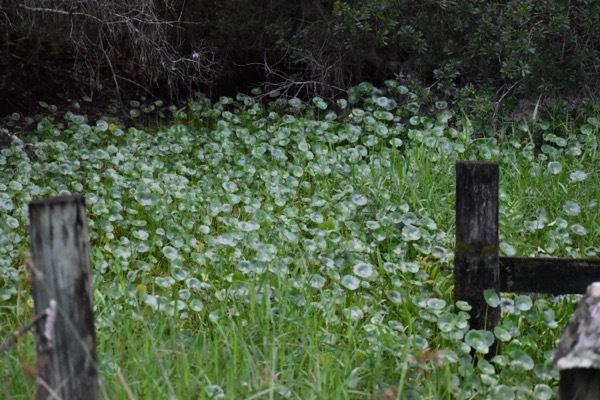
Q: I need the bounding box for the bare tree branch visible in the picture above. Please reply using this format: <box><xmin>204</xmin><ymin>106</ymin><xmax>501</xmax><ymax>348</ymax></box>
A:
<box><xmin>12</xmin><ymin>0</ymin><xmax>222</xmax><ymax>101</ymax></box>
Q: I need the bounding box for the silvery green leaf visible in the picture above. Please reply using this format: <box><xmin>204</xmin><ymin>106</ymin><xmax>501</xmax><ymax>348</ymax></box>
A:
<box><xmin>515</xmin><ymin>295</ymin><xmax>533</xmax><ymax>311</ymax></box>
<box><xmin>386</xmin><ymin>290</ymin><xmax>403</xmax><ymax>305</ymax></box>
<box><xmin>569</xmin><ymin>170</ymin><xmax>588</xmax><ymax>182</ymax></box>
<box><xmin>484</xmin><ymin>289</ymin><xmax>500</xmax><ymax>308</ymax></box>
<box><xmin>571</xmin><ymin>224</ymin><xmax>588</xmax><ymax>235</ymax></box>
<box><xmin>312</xmin><ymin>97</ymin><xmax>327</xmax><ymax>110</ymax></box>
<box><xmin>547</xmin><ymin>161</ymin><xmax>562</xmax><ymax>174</ymax></box>
<box><xmin>341</xmin><ymin>275</ymin><xmax>360</xmax><ymax>291</ymax></box>
<box><xmin>563</xmin><ymin>200</ymin><xmax>581</xmax><ymax>216</ymax></box>
<box><xmin>353</xmin><ymin>262</ymin><xmax>373</xmax><ymax>278</ymax></box>
<box><xmin>309</xmin><ymin>274</ymin><xmax>326</xmax><ymax>289</ymax></box>
<box><xmin>499</xmin><ymin>242</ymin><xmax>516</xmax><ymax>256</ymax></box>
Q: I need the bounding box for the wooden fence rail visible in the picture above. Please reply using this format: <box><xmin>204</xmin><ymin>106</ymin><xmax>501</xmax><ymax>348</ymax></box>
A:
<box><xmin>499</xmin><ymin>257</ymin><xmax>600</xmax><ymax>295</ymax></box>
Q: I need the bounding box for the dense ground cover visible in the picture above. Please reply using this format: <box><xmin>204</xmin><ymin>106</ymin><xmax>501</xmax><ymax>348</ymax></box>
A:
<box><xmin>1</xmin><ymin>81</ymin><xmax>599</xmax><ymax>398</ymax></box>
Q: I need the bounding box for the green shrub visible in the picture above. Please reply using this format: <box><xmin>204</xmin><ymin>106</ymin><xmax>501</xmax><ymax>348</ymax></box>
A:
<box><xmin>3</xmin><ymin>0</ymin><xmax>598</xmax><ymax>107</ymax></box>
<box><xmin>330</xmin><ymin>0</ymin><xmax>599</xmax><ymax>97</ymax></box>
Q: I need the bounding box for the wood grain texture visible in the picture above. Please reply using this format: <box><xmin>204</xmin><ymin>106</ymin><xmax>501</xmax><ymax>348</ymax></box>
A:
<box><xmin>29</xmin><ymin>195</ymin><xmax>98</xmax><ymax>400</ymax></box>
<box><xmin>500</xmin><ymin>257</ymin><xmax>600</xmax><ymax>295</ymax></box>
<box><xmin>553</xmin><ymin>283</ymin><xmax>600</xmax><ymax>400</ymax></box>
<box><xmin>454</xmin><ymin>161</ymin><xmax>500</xmax><ymax>334</ymax></box>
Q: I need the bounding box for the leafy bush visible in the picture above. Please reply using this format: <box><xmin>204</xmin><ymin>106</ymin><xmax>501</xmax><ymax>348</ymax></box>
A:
<box><xmin>330</xmin><ymin>0</ymin><xmax>600</xmax><ymax>97</ymax></box>
<box><xmin>1</xmin><ymin>0</ymin><xmax>598</xmax><ymax>110</ymax></box>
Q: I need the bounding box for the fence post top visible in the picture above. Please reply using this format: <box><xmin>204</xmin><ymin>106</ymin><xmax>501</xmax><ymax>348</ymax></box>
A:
<box><xmin>587</xmin><ymin>282</ymin><xmax>600</xmax><ymax>297</ymax></box>
<box><xmin>29</xmin><ymin>194</ymin><xmax>86</xmax><ymax>207</ymax></box>
<box><xmin>456</xmin><ymin>160</ymin><xmax>499</xmax><ymax>166</ymax></box>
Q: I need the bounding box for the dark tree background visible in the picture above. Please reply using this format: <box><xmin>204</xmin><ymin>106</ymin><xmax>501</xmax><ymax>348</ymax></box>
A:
<box><xmin>1</xmin><ymin>0</ymin><xmax>599</xmax><ymax>116</ymax></box>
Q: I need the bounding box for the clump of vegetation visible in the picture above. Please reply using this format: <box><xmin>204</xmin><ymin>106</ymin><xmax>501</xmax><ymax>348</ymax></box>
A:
<box><xmin>0</xmin><ymin>79</ymin><xmax>598</xmax><ymax>398</ymax></box>
<box><xmin>2</xmin><ymin>0</ymin><xmax>598</xmax><ymax>113</ymax></box>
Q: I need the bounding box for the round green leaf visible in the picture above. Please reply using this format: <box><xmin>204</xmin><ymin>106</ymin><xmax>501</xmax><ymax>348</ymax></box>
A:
<box><xmin>515</xmin><ymin>295</ymin><xmax>533</xmax><ymax>311</ymax></box>
<box><xmin>484</xmin><ymin>289</ymin><xmax>500</xmax><ymax>308</ymax></box>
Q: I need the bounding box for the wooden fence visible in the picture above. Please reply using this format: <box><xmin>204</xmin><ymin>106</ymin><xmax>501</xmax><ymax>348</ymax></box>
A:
<box><xmin>454</xmin><ymin>160</ymin><xmax>600</xmax><ymax>331</ymax></box>
<box><xmin>454</xmin><ymin>161</ymin><xmax>600</xmax><ymax>397</ymax></box>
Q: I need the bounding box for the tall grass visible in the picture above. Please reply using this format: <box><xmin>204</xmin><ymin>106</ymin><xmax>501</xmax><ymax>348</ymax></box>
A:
<box><xmin>0</xmin><ymin>85</ymin><xmax>598</xmax><ymax>399</ymax></box>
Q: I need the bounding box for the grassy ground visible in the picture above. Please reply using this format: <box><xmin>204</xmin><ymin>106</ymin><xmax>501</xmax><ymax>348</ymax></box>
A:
<box><xmin>0</xmin><ymin>84</ymin><xmax>599</xmax><ymax>399</ymax></box>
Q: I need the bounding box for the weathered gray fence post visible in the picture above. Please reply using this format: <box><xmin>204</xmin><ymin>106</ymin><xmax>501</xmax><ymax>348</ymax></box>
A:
<box><xmin>29</xmin><ymin>195</ymin><xmax>98</xmax><ymax>400</ymax></box>
<box><xmin>553</xmin><ymin>282</ymin><xmax>600</xmax><ymax>400</ymax></box>
<box><xmin>454</xmin><ymin>161</ymin><xmax>500</xmax><ymax>336</ymax></box>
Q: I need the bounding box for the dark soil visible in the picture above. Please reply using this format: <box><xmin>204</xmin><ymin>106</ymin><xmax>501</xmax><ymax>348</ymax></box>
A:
<box><xmin>0</xmin><ymin>44</ymin><xmax>196</xmax><ymax>141</ymax></box>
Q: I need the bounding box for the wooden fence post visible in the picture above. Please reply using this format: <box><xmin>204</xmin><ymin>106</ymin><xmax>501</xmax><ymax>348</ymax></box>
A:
<box><xmin>454</xmin><ymin>161</ymin><xmax>500</xmax><ymax>335</ymax></box>
<box><xmin>553</xmin><ymin>282</ymin><xmax>600</xmax><ymax>400</ymax></box>
<box><xmin>29</xmin><ymin>195</ymin><xmax>98</xmax><ymax>400</ymax></box>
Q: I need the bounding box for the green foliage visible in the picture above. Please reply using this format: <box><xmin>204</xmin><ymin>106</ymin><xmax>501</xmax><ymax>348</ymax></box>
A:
<box><xmin>0</xmin><ymin>80</ymin><xmax>599</xmax><ymax>397</ymax></box>
<box><xmin>3</xmin><ymin>0</ymin><xmax>598</xmax><ymax>107</ymax></box>
<box><xmin>330</xmin><ymin>0</ymin><xmax>600</xmax><ymax>97</ymax></box>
